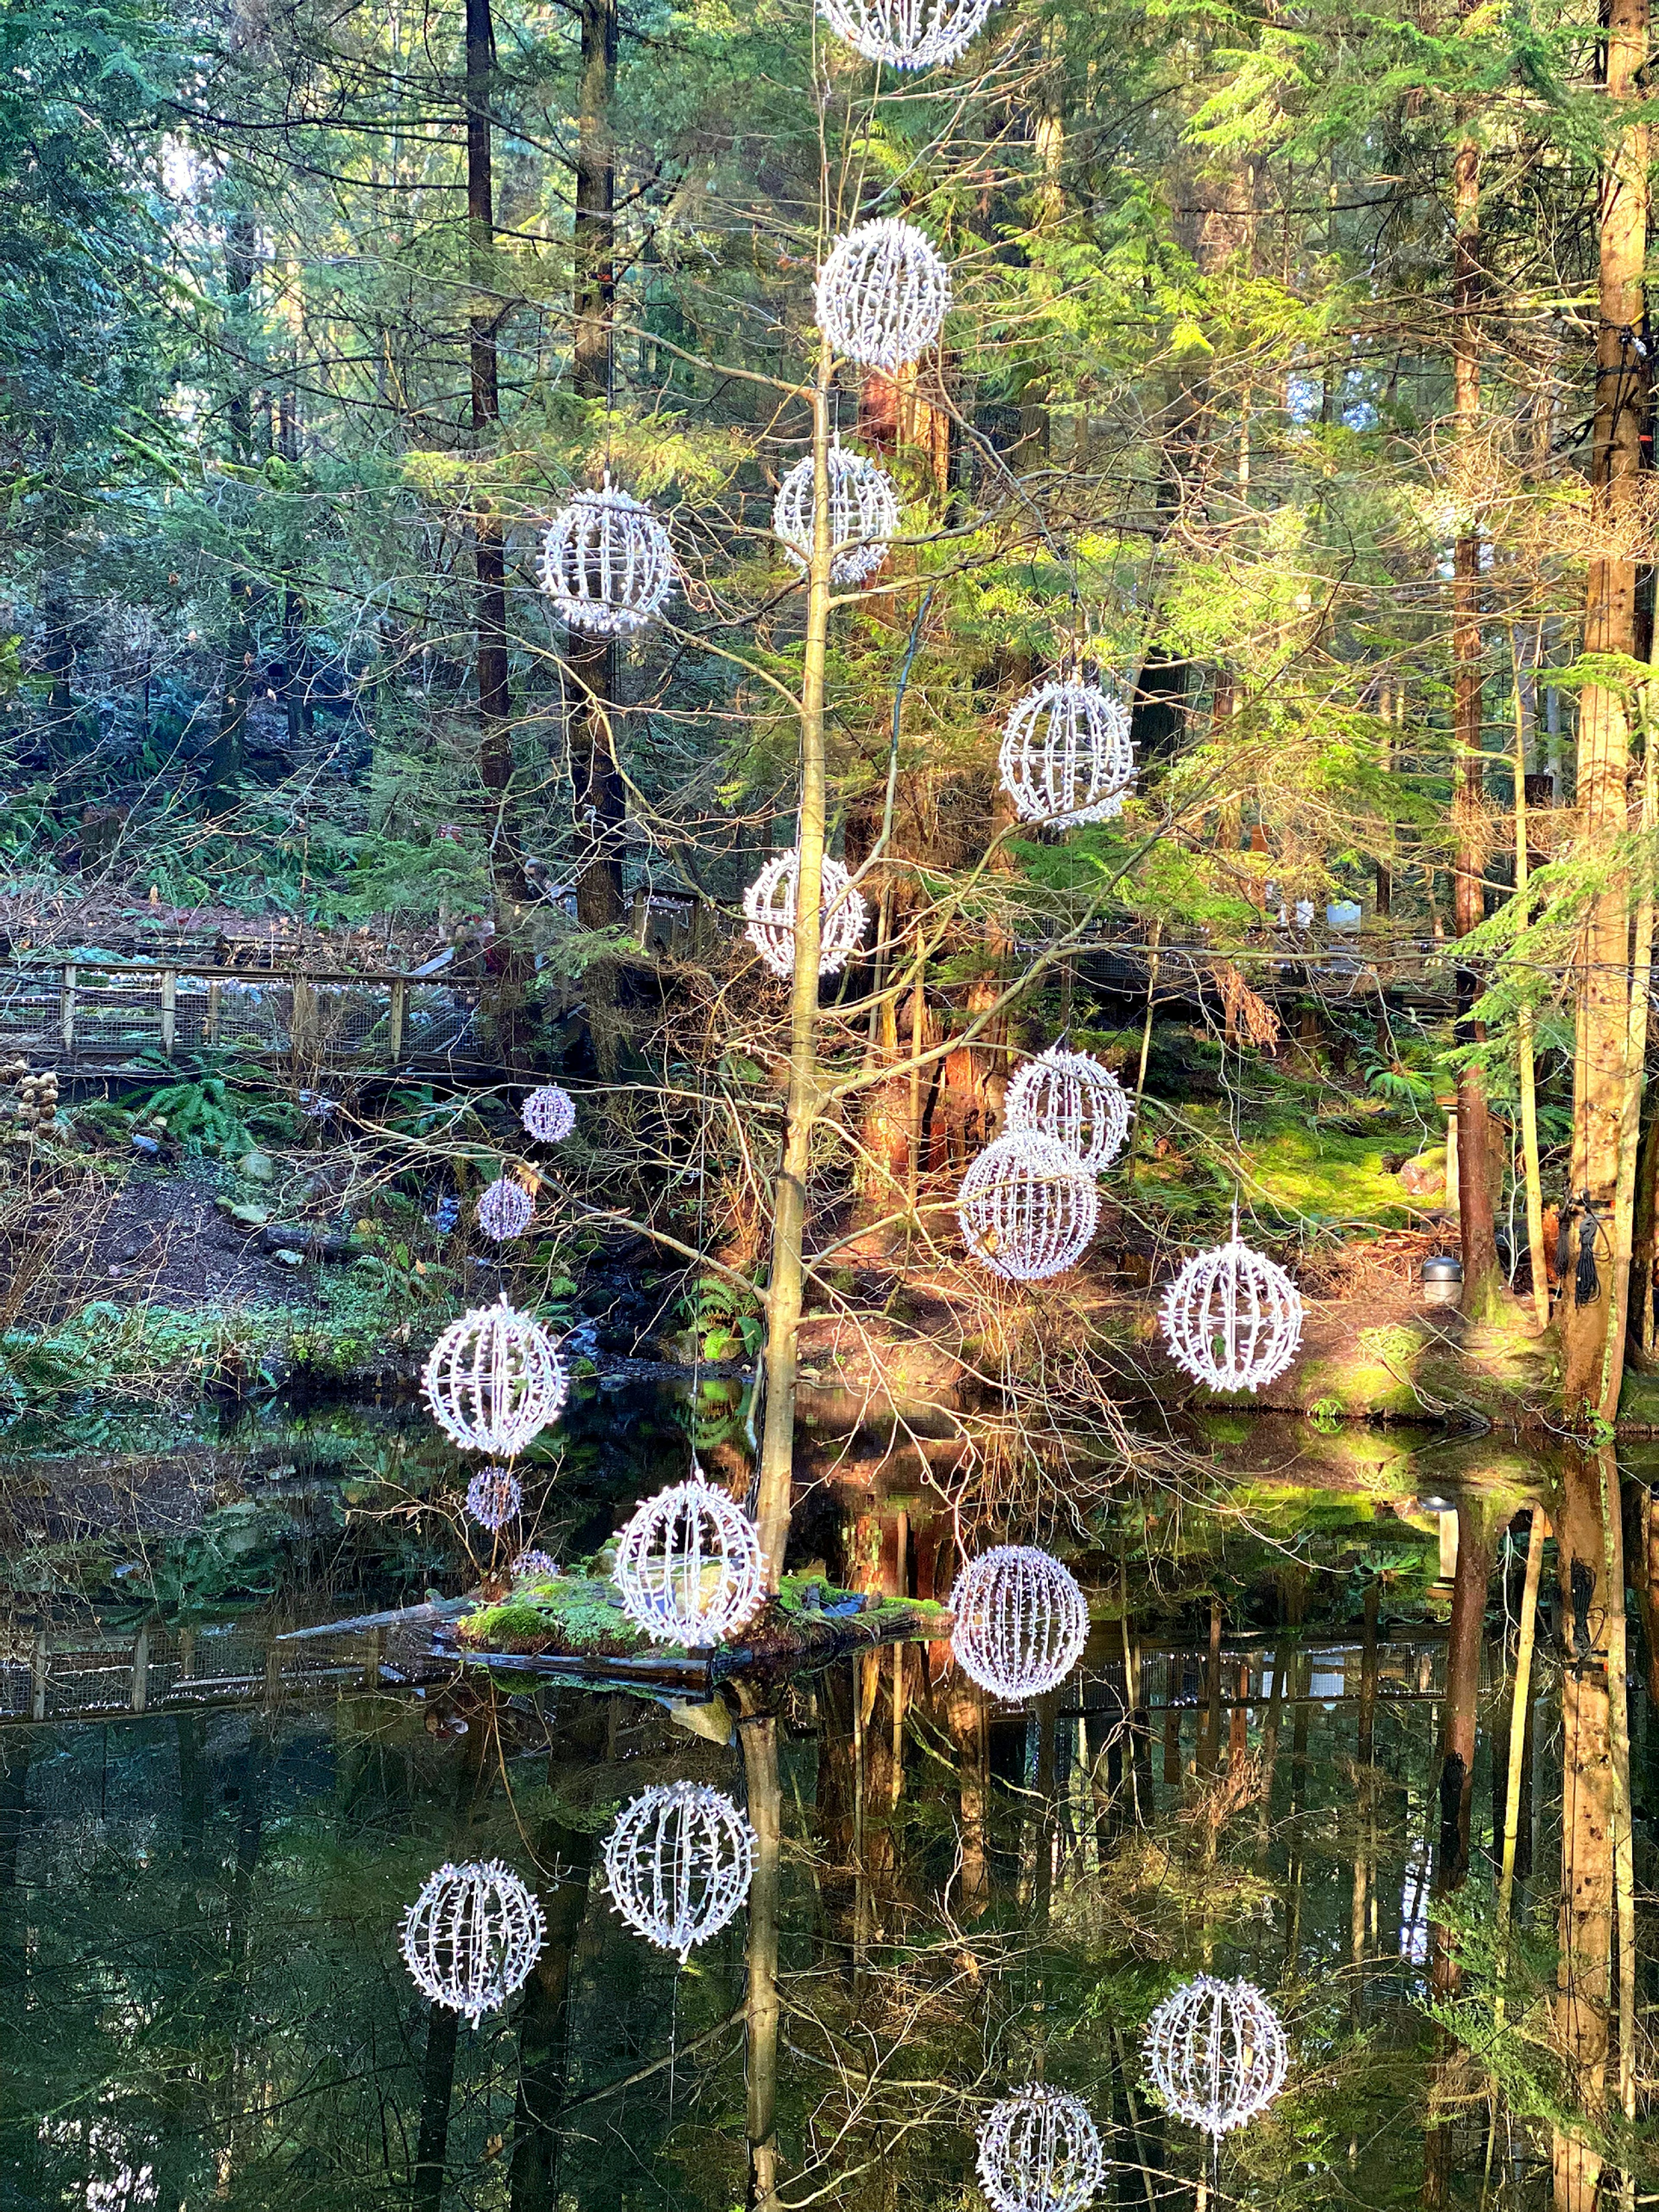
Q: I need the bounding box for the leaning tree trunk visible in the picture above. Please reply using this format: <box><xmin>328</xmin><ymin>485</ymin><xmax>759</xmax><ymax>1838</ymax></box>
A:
<box><xmin>1561</xmin><ymin>0</ymin><xmax>1650</xmax><ymax>1417</ymax></box>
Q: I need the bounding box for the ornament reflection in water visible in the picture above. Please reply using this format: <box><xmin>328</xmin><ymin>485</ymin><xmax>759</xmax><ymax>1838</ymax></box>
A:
<box><xmin>976</xmin><ymin>2084</ymin><xmax>1105</xmax><ymax>2212</ymax></box>
<box><xmin>1143</xmin><ymin>1975</ymin><xmax>1288</xmax><ymax>2138</ymax></box>
<box><xmin>604</xmin><ymin>1781</ymin><xmax>756</xmax><ymax>1962</ymax></box>
<box><xmin>950</xmin><ymin>1545</ymin><xmax>1090</xmax><ymax>1701</ymax></box>
<box><xmin>466</xmin><ymin>1465</ymin><xmax>522</xmax><ymax>1532</ymax></box>
<box><xmin>400</xmin><ymin>1859</ymin><xmax>547</xmax><ymax>2024</ymax></box>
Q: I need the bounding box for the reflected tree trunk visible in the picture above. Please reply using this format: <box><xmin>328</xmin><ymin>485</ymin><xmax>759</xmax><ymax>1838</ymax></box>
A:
<box><xmin>507</xmin><ymin>1827</ymin><xmax>595</xmax><ymax>2212</ymax></box>
<box><xmin>743</xmin><ymin>1713</ymin><xmax>783</xmax><ymax>2212</ymax></box>
<box><xmin>412</xmin><ymin>2006</ymin><xmax>460</xmax><ymax>2212</ymax></box>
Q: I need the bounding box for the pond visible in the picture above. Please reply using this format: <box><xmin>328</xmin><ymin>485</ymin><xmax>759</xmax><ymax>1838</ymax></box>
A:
<box><xmin>0</xmin><ymin>1384</ymin><xmax>1643</xmax><ymax>2212</ymax></box>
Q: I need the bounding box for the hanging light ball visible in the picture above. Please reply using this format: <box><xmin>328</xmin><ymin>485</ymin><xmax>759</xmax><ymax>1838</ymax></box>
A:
<box><xmin>815</xmin><ymin>219</ymin><xmax>951</xmax><ymax>372</ymax></box>
<box><xmin>612</xmin><ymin>1468</ymin><xmax>766</xmax><ymax>1647</ymax></box>
<box><xmin>422</xmin><ymin>1295</ymin><xmax>569</xmax><ymax>1456</ymax></box>
<box><xmin>818</xmin><ymin>0</ymin><xmax>999</xmax><ymax>68</ymax></box>
<box><xmin>743</xmin><ymin>849</ymin><xmax>869</xmax><ymax>980</ymax></box>
<box><xmin>477</xmin><ymin>1176</ymin><xmax>534</xmax><ymax>1243</ymax></box>
<box><xmin>998</xmin><ymin>678</ymin><xmax>1135</xmax><ymax>828</ymax></box>
<box><xmin>1004</xmin><ymin>1047</ymin><xmax>1130</xmax><ymax>1173</ymax></box>
<box><xmin>1143</xmin><ymin>1975</ymin><xmax>1289</xmax><ymax>2138</ymax></box>
<box><xmin>976</xmin><ymin>2084</ymin><xmax>1106</xmax><ymax>2212</ymax></box>
<box><xmin>400</xmin><ymin>1859</ymin><xmax>547</xmax><ymax>2025</ymax></box>
<box><xmin>604</xmin><ymin>1781</ymin><xmax>757</xmax><ymax>1962</ymax></box>
<box><xmin>957</xmin><ymin>1130</ymin><xmax>1100</xmax><ymax>1281</ymax></box>
<box><xmin>511</xmin><ymin>1548</ymin><xmax>559</xmax><ymax>1583</ymax></box>
<box><xmin>521</xmin><ymin>1084</ymin><xmax>576</xmax><ymax>1144</ymax></box>
<box><xmin>950</xmin><ymin>1545</ymin><xmax>1090</xmax><ymax>1701</ymax></box>
<box><xmin>465</xmin><ymin>1465</ymin><xmax>522</xmax><ymax>1532</ymax></box>
<box><xmin>539</xmin><ymin>479</ymin><xmax>675</xmax><ymax>637</ymax></box>
<box><xmin>1159</xmin><ymin>1231</ymin><xmax>1304</xmax><ymax>1393</ymax></box>
<box><xmin>773</xmin><ymin>445</ymin><xmax>902</xmax><ymax>586</ymax></box>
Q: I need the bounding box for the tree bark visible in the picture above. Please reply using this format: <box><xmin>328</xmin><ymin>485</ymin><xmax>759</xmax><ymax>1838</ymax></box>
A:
<box><xmin>753</xmin><ymin>361</ymin><xmax>833</xmax><ymax>1587</ymax></box>
<box><xmin>1562</xmin><ymin>0</ymin><xmax>1650</xmax><ymax>1415</ymax></box>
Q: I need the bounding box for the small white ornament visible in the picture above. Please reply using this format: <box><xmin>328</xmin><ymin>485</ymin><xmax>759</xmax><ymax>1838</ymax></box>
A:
<box><xmin>400</xmin><ymin>1859</ymin><xmax>547</xmax><ymax>2024</ymax></box>
<box><xmin>422</xmin><ymin>1295</ymin><xmax>569</xmax><ymax>1456</ymax></box>
<box><xmin>477</xmin><ymin>1177</ymin><xmax>534</xmax><ymax>1243</ymax></box>
<box><xmin>818</xmin><ymin>0</ymin><xmax>998</xmax><ymax>68</ymax></box>
<box><xmin>1159</xmin><ymin>1222</ymin><xmax>1303</xmax><ymax>1393</ymax></box>
<box><xmin>1143</xmin><ymin>1975</ymin><xmax>1288</xmax><ymax>2138</ymax></box>
<box><xmin>612</xmin><ymin>1468</ymin><xmax>766</xmax><ymax>1646</ymax></box>
<box><xmin>999</xmin><ymin>678</ymin><xmax>1135</xmax><ymax>828</ymax></box>
<box><xmin>976</xmin><ymin>2084</ymin><xmax>1105</xmax><ymax>2212</ymax></box>
<box><xmin>1004</xmin><ymin>1047</ymin><xmax>1129</xmax><ymax>1173</ymax></box>
<box><xmin>950</xmin><ymin>1545</ymin><xmax>1089</xmax><ymax>1701</ymax></box>
<box><xmin>604</xmin><ymin>1781</ymin><xmax>756</xmax><ymax>1962</ymax></box>
<box><xmin>773</xmin><ymin>444</ymin><xmax>902</xmax><ymax>586</ymax></box>
<box><xmin>743</xmin><ymin>849</ymin><xmax>869</xmax><ymax>979</ymax></box>
<box><xmin>815</xmin><ymin>219</ymin><xmax>951</xmax><ymax>371</ymax></box>
<box><xmin>466</xmin><ymin>1465</ymin><xmax>522</xmax><ymax>1532</ymax></box>
<box><xmin>957</xmin><ymin>1130</ymin><xmax>1099</xmax><ymax>1281</ymax></box>
<box><xmin>521</xmin><ymin>1085</ymin><xmax>576</xmax><ymax>1144</ymax></box>
<box><xmin>539</xmin><ymin>479</ymin><xmax>675</xmax><ymax>636</ymax></box>
<box><xmin>511</xmin><ymin>1548</ymin><xmax>559</xmax><ymax>1582</ymax></box>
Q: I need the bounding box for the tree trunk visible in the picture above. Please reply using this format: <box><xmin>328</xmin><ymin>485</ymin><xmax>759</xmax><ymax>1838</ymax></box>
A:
<box><xmin>567</xmin><ymin>0</ymin><xmax>628</xmax><ymax>1077</ymax></box>
<box><xmin>742</xmin><ymin>1714</ymin><xmax>783</xmax><ymax>2211</ymax></box>
<box><xmin>1561</xmin><ymin>0</ymin><xmax>1650</xmax><ymax>1415</ymax></box>
<box><xmin>753</xmin><ymin>362</ymin><xmax>834</xmax><ymax>1587</ymax></box>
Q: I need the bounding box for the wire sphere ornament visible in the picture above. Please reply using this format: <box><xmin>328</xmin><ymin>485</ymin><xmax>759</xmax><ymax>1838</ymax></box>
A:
<box><xmin>539</xmin><ymin>479</ymin><xmax>675</xmax><ymax>637</ymax></box>
<box><xmin>957</xmin><ymin>1130</ymin><xmax>1100</xmax><ymax>1281</ymax></box>
<box><xmin>773</xmin><ymin>445</ymin><xmax>902</xmax><ymax>586</ymax></box>
<box><xmin>465</xmin><ymin>1465</ymin><xmax>522</xmax><ymax>1532</ymax></box>
<box><xmin>422</xmin><ymin>1295</ymin><xmax>569</xmax><ymax>1456</ymax></box>
<box><xmin>1159</xmin><ymin>1225</ymin><xmax>1304</xmax><ymax>1394</ymax></box>
<box><xmin>818</xmin><ymin>0</ymin><xmax>998</xmax><ymax>68</ymax></box>
<box><xmin>1143</xmin><ymin>1975</ymin><xmax>1289</xmax><ymax>2139</ymax></box>
<box><xmin>998</xmin><ymin>678</ymin><xmax>1135</xmax><ymax>828</ymax></box>
<box><xmin>521</xmin><ymin>1084</ymin><xmax>576</xmax><ymax>1144</ymax></box>
<box><xmin>976</xmin><ymin>2084</ymin><xmax>1106</xmax><ymax>2212</ymax></box>
<box><xmin>477</xmin><ymin>1176</ymin><xmax>534</xmax><ymax>1243</ymax></box>
<box><xmin>603</xmin><ymin>1781</ymin><xmax>757</xmax><ymax>1962</ymax></box>
<box><xmin>743</xmin><ymin>849</ymin><xmax>870</xmax><ymax>979</ymax></box>
<box><xmin>612</xmin><ymin>1468</ymin><xmax>766</xmax><ymax>1647</ymax></box>
<box><xmin>1004</xmin><ymin>1047</ymin><xmax>1130</xmax><ymax>1173</ymax></box>
<box><xmin>815</xmin><ymin>219</ymin><xmax>951</xmax><ymax>371</ymax></box>
<box><xmin>950</xmin><ymin>1545</ymin><xmax>1090</xmax><ymax>1701</ymax></box>
<box><xmin>511</xmin><ymin>1548</ymin><xmax>559</xmax><ymax>1582</ymax></box>
<box><xmin>400</xmin><ymin>1860</ymin><xmax>547</xmax><ymax>2026</ymax></box>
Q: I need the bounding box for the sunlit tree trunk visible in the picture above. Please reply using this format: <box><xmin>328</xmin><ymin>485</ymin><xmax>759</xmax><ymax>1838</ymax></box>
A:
<box><xmin>1562</xmin><ymin>0</ymin><xmax>1650</xmax><ymax>1415</ymax></box>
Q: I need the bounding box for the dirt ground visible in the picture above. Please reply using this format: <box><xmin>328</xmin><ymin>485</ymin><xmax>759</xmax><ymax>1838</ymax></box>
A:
<box><xmin>58</xmin><ymin>1161</ymin><xmax>320</xmax><ymax>1313</ymax></box>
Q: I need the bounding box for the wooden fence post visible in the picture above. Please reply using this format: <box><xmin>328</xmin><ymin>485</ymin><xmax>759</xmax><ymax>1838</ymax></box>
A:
<box><xmin>30</xmin><ymin>1629</ymin><xmax>47</xmax><ymax>1722</ymax></box>
<box><xmin>130</xmin><ymin>1623</ymin><xmax>149</xmax><ymax>1713</ymax></box>
<box><xmin>60</xmin><ymin>965</ymin><xmax>76</xmax><ymax>1054</ymax></box>
<box><xmin>160</xmin><ymin>969</ymin><xmax>177</xmax><ymax>1057</ymax></box>
<box><xmin>388</xmin><ymin>979</ymin><xmax>407</xmax><ymax>1064</ymax></box>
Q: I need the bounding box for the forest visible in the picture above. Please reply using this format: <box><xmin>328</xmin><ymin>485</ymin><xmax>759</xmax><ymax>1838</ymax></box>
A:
<box><xmin>3</xmin><ymin>0</ymin><xmax>1659</xmax><ymax>2202</ymax></box>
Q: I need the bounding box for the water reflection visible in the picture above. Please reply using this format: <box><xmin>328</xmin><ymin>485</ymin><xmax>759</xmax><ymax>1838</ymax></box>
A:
<box><xmin>0</xmin><ymin>1404</ymin><xmax>1646</xmax><ymax>2212</ymax></box>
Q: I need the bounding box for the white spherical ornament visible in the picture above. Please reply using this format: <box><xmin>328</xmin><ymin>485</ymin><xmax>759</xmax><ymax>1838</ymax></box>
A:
<box><xmin>521</xmin><ymin>1085</ymin><xmax>575</xmax><ymax>1144</ymax></box>
<box><xmin>773</xmin><ymin>445</ymin><xmax>902</xmax><ymax>586</ymax></box>
<box><xmin>815</xmin><ymin>219</ymin><xmax>951</xmax><ymax>371</ymax></box>
<box><xmin>511</xmin><ymin>1548</ymin><xmax>559</xmax><ymax>1582</ymax></box>
<box><xmin>612</xmin><ymin>1468</ymin><xmax>766</xmax><ymax>1647</ymax></box>
<box><xmin>957</xmin><ymin>1130</ymin><xmax>1100</xmax><ymax>1281</ymax></box>
<box><xmin>604</xmin><ymin>1781</ymin><xmax>757</xmax><ymax>1962</ymax></box>
<box><xmin>422</xmin><ymin>1295</ymin><xmax>569</xmax><ymax>1456</ymax></box>
<box><xmin>950</xmin><ymin>1545</ymin><xmax>1089</xmax><ymax>1701</ymax></box>
<box><xmin>400</xmin><ymin>1860</ymin><xmax>547</xmax><ymax>2025</ymax></box>
<box><xmin>466</xmin><ymin>1465</ymin><xmax>522</xmax><ymax>1532</ymax></box>
<box><xmin>539</xmin><ymin>479</ymin><xmax>675</xmax><ymax>637</ymax></box>
<box><xmin>818</xmin><ymin>0</ymin><xmax>998</xmax><ymax>67</ymax></box>
<box><xmin>1004</xmin><ymin>1047</ymin><xmax>1129</xmax><ymax>1172</ymax></box>
<box><xmin>1144</xmin><ymin>1976</ymin><xmax>1288</xmax><ymax>2138</ymax></box>
<box><xmin>976</xmin><ymin>2085</ymin><xmax>1105</xmax><ymax>2212</ymax></box>
<box><xmin>477</xmin><ymin>1176</ymin><xmax>534</xmax><ymax>1243</ymax></box>
<box><xmin>743</xmin><ymin>849</ymin><xmax>869</xmax><ymax>979</ymax></box>
<box><xmin>1159</xmin><ymin>1232</ymin><xmax>1303</xmax><ymax>1393</ymax></box>
<box><xmin>999</xmin><ymin>679</ymin><xmax>1135</xmax><ymax>828</ymax></box>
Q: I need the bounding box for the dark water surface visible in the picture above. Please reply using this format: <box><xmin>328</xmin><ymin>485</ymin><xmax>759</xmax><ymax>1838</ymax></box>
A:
<box><xmin>0</xmin><ymin>1386</ymin><xmax>1642</xmax><ymax>2212</ymax></box>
